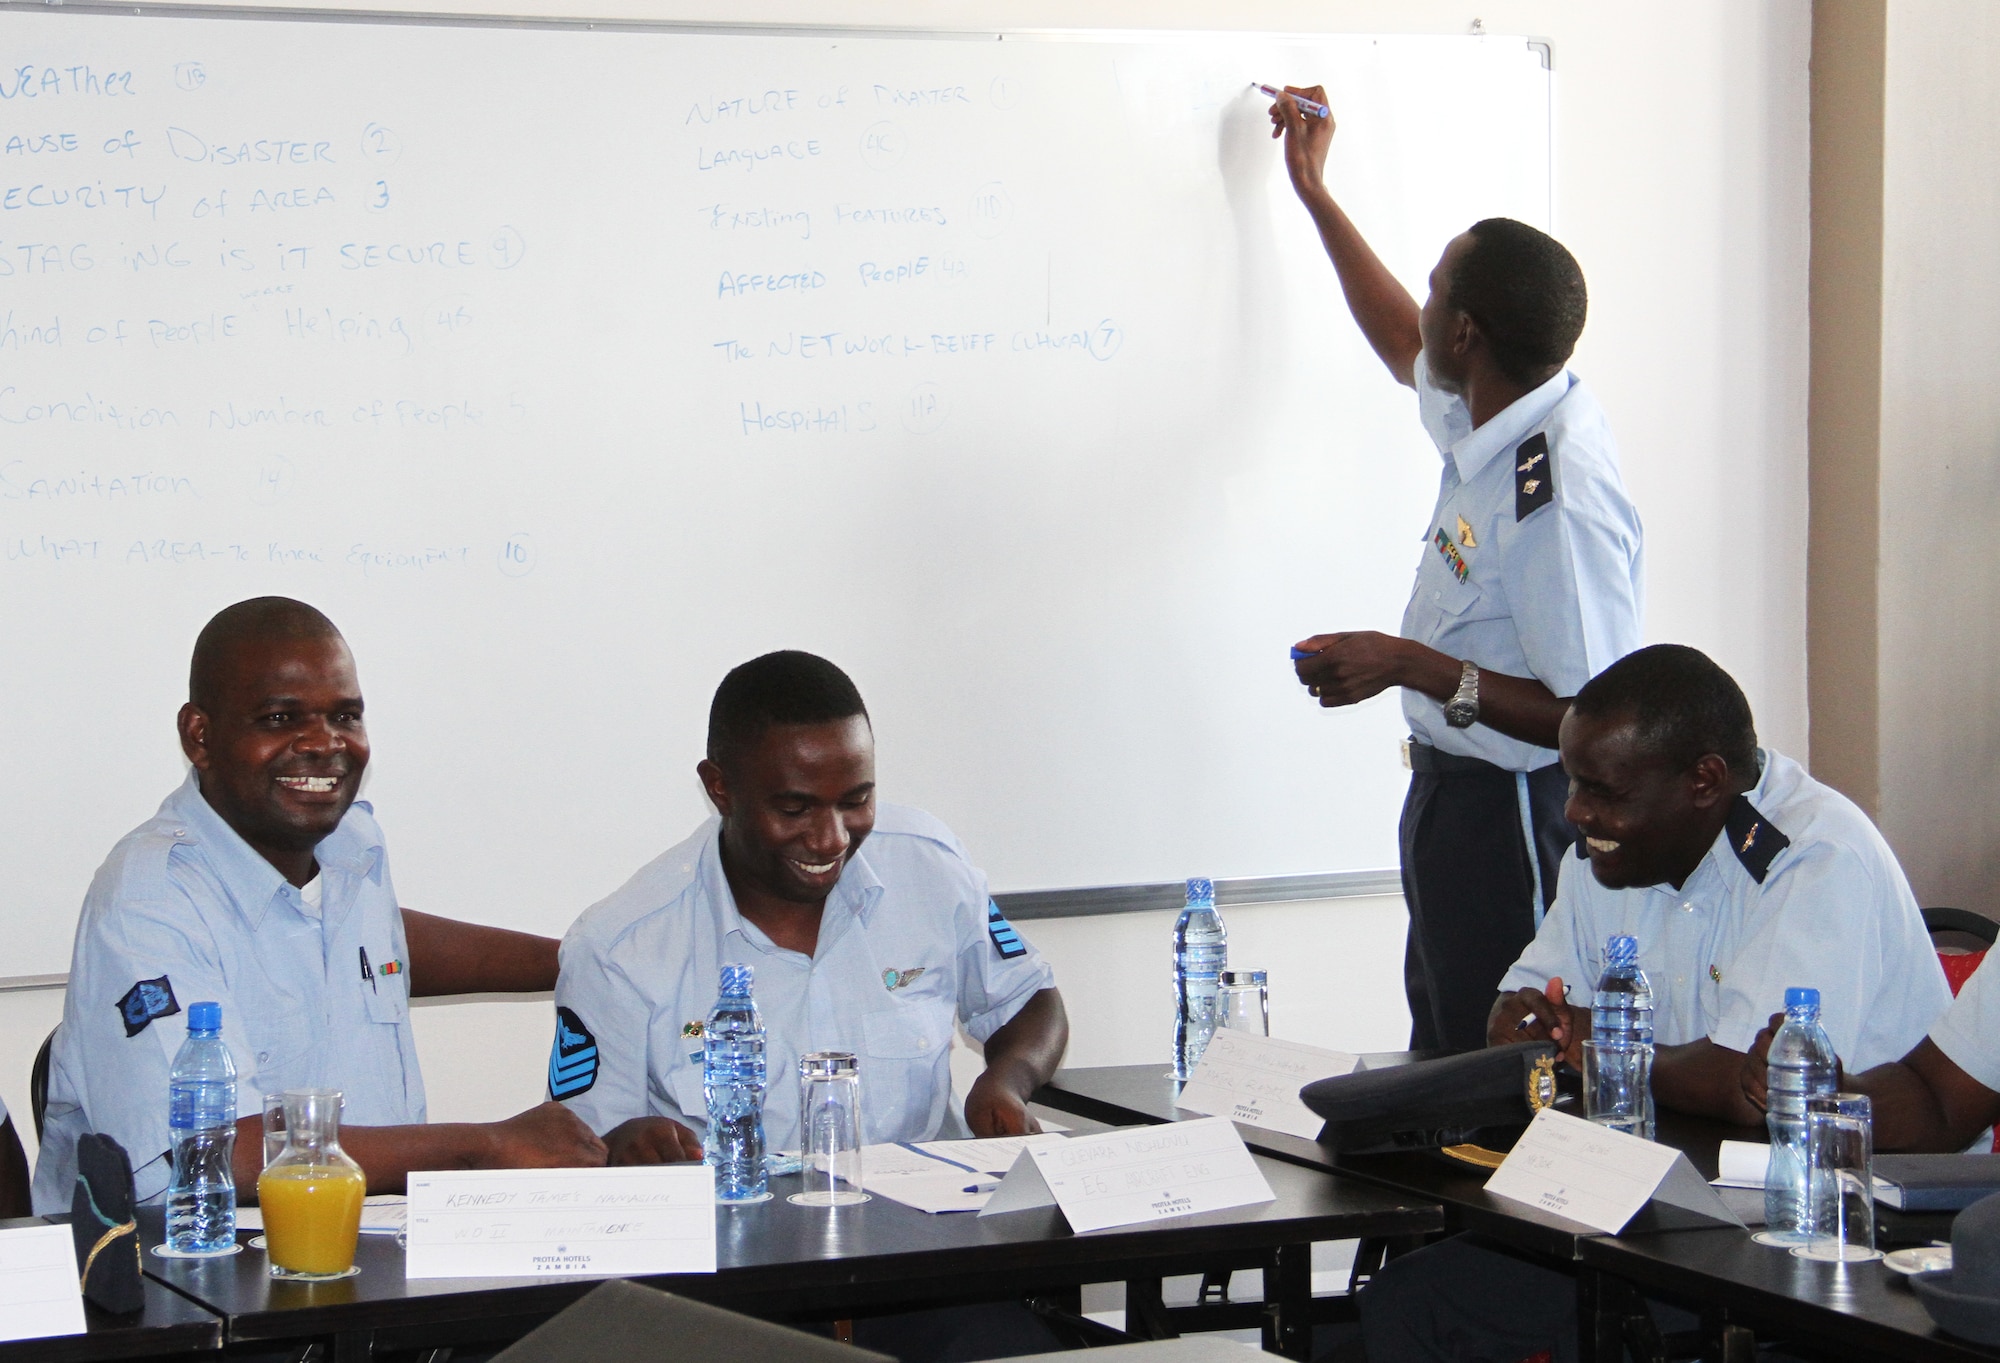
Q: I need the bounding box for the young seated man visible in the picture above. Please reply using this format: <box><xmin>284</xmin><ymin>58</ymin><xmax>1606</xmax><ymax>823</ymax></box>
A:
<box><xmin>1745</xmin><ymin>945</ymin><xmax>2000</xmax><ymax>1151</ymax></box>
<box><xmin>553</xmin><ymin>649</ymin><xmax>1069</xmax><ymax>1162</ymax></box>
<box><xmin>1354</xmin><ymin>644</ymin><xmax>1949</xmax><ymax>1363</ymax></box>
<box><xmin>33</xmin><ymin>597</ymin><xmax>607</xmax><ymax>1214</ymax></box>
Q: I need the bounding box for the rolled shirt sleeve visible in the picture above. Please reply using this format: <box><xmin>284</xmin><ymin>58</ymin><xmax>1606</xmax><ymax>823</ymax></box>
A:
<box><xmin>551</xmin><ymin>924</ymin><xmax>684</xmax><ymax>1137</ymax></box>
<box><xmin>954</xmin><ymin>894</ymin><xmax>1056</xmax><ymax>1045</ymax></box>
<box><xmin>1498</xmin><ymin>854</ymin><xmax>1595</xmax><ymax>1004</ymax></box>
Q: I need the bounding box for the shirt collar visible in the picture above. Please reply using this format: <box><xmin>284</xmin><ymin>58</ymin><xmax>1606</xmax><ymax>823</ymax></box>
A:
<box><xmin>1446</xmin><ymin>367</ymin><xmax>1574</xmax><ymax>483</ymax></box>
<box><xmin>699</xmin><ymin>821</ymin><xmax>887</xmax><ymax>956</ymax></box>
<box><xmin>164</xmin><ymin>771</ymin><xmax>383</xmax><ymax>931</ymax></box>
<box><xmin>1653</xmin><ymin>748</ymin><xmax>1781</xmax><ymax>901</ymax></box>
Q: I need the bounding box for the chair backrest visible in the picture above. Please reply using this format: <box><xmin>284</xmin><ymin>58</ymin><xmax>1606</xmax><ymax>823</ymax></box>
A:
<box><xmin>1924</xmin><ymin>907</ymin><xmax>1996</xmax><ymax>997</ymax></box>
<box><xmin>29</xmin><ymin>1026</ymin><xmax>55</xmax><ymax>1143</ymax></box>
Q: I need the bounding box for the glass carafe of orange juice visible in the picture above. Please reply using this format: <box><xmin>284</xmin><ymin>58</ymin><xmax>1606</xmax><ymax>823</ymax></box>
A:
<box><xmin>256</xmin><ymin>1088</ymin><xmax>366</xmax><ymax>1280</ymax></box>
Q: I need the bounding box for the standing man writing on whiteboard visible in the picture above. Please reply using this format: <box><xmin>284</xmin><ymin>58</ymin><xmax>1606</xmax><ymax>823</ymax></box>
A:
<box><xmin>1269</xmin><ymin>86</ymin><xmax>1644</xmax><ymax>1054</ymax></box>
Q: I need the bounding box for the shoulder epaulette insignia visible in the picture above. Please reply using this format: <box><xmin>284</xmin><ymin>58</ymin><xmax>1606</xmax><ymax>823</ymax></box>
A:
<box><xmin>1515</xmin><ymin>432</ymin><xmax>1554</xmax><ymax>521</ymax></box>
<box><xmin>1724</xmin><ymin>795</ymin><xmax>1791</xmax><ymax>884</ymax></box>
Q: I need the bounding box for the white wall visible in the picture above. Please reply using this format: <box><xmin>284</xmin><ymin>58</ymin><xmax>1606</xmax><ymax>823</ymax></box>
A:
<box><xmin>1876</xmin><ymin>1</ymin><xmax>2000</xmax><ymax>912</ymax></box>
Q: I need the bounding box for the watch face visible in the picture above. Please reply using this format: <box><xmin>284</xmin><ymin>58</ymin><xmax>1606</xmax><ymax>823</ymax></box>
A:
<box><xmin>1444</xmin><ymin>699</ymin><xmax>1478</xmax><ymax>729</ymax></box>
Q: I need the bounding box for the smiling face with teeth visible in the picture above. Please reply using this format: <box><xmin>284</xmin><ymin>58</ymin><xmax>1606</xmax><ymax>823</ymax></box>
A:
<box><xmin>698</xmin><ymin>714</ymin><xmax>876</xmax><ymax>947</ymax></box>
<box><xmin>1559</xmin><ymin>706</ymin><xmax>1740</xmax><ymax>893</ymax></box>
<box><xmin>178</xmin><ymin>630</ymin><xmax>368</xmax><ymax>887</ymax></box>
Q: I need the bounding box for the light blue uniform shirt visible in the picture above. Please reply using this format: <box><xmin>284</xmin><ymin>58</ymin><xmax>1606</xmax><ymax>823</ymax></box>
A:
<box><xmin>32</xmin><ymin>773</ymin><xmax>424</xmax><ymax>1213</ymax></box>
<box><xmin>552</xmin><ymin>804</ymin><xmax>1055</xmax><ymax>1149</ymax></box>
<box><xmin>1502</xmin><ymin>749</ymin><xmax>1949</xmax><ymax>1071</ymax></box>
<box><xmin>1404</xmin><ymin>353</ymin><xmax>1645</xmax><ymax>769</ymax></box>
<box><xmin>1929</xmin><ymin>949</ymin><xmax>2000</xmax><ymax>1093</ymax></box>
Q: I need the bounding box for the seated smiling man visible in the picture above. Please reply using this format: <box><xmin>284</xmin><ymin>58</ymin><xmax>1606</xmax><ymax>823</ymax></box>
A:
<box><xmin>553</xmin><ymin>650</ymin><xmax>1069</xmax><ymax>1162</ymax></box>
<box><xmin>1352</xmin><ymin>644</ymin><xmax>1947</xmax><ymax>1363</ymax></box>
<box><xmin>33</xmin><ymin>597</ymin><xmax>606</xmax><ymax>1213</ymax></box>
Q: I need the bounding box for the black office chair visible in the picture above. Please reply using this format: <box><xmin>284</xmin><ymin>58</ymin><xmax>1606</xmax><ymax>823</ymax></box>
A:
<box><xmin>29</xmin><ymin>1025</ymin><xmax>55</xmax><ymax>1143</ymax></box>
<box><xmin>1923</xmin><ymin>905</ymin><xmax>1999</xmax><ymax>951</ymax></box>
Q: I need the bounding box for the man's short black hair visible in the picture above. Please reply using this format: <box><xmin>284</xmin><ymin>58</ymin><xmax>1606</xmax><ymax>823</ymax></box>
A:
<box><xmin>1448</xmin><ymin>218</ymin><xmax>1588</xmax><ymax>385</ymax></box>
<box><xmin>189</xmin><ymin>597</ymin><xmax>343</xmax><ymax>710</ymax></box>
<box><xmin>707</xmin><ymin>651</ymin><xmax>869</xmax><ymax>769</ymax></box>
<box><xmin>1571</xmin><ymin>644</ymin><xmax>1758</xmax><ymax>777</ymax></box>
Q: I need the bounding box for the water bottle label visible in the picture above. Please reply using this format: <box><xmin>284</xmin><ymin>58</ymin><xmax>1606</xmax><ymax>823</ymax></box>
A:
<box><xmin>546</xmin><ymin>1006</ymin><xmax>599</xmax><ymax>1099</ymax></box>
<box><xmin>117</xmin><ymin>975</ymin><xmax>181</xmax><ymax>1037</ymax></box>
<box><xmin>986</xmin><ymin>899</ymin><xmax>1026</xmax><ymax>959</ymax></box>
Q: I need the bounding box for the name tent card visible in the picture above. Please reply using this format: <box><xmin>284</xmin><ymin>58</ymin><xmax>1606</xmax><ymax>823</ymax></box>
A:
<box><xmin>979</xmin><ymin>1116</ymin><xmax>1274</xmax><ymax>1233</ymax></box>
<box><xmin>0</xmin><ymin>1223</ymin><xmax>88</xmax><ymax>1342</ymax></box>
<box><xmin>1483</xmin><ymin>1108</ymin><xmax>1745</xmax><ymax>1235</ymax></box>
<box><xmin>406</xmin><ymin>1166</ymin><xmax>717</xmax><ymax>1280</ymax></box>
<box><xmin>1175</xmin><ymin>1030</ymin><xmax>1360</xmax><ymax>1138</ymax></box>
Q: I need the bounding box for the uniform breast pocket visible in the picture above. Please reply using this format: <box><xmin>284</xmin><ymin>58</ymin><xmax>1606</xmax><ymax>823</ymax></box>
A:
<box><xmin>861</xmin><ymin>1004</ymin><xmax>950</xmax><ymax>1061</ymax></box>
<box><xmin>250</xmin><ymin>1009</ymin><xmax>314</xmax><ymax>1093</ymax></box>
<box><xmin>362</xmin><ymin>983</ymin><xmax>408</xmax><ymax>1026</ymax></box>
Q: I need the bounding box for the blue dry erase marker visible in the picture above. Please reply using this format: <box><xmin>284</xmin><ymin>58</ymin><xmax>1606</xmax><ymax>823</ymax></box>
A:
<box><xmin>1255</xmin><ymin>84</ymin><xmax>1331</xmax><ymax>119</ymax></box>
<box><xmin>1291</xmin><ymin>646</ymin><xmax>1317</xmax><ymax>661</ymax></box>
<box><xmin>963</xmin><ymin>1182</ymin><xmax>1000</xmax><ymax>1194</ymax></box>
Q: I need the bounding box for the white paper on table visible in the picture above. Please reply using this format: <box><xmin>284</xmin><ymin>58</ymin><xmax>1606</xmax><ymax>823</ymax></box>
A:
<box><xmin>0</xmin><ymin>1223</ymin><xmax>89</xmax><ymax>1342</ymax></box>
<box><xmin>1484</xmin><ymin>1108</ymin><xmax>1745</xmax><ymax>1235</ymax></box>
<box><xmin>858</xmin><ymin>1134</ymin><xmax>1069</xmax><ymax>1213</ymax></box>
<box><xmin>1712</xmin><ymin>1140</ymin><xmax>1771</xmax><ymax>1189</ymax></box>
<box><xmin>1174</xmin><ymin>1031</ymin><xmax>1359</xmax><ymax>1139</ymax></box>
<box><xmin>405</xmin><ymin>1165</ymin><xmax>716</xmax><ymax>1280</ymax></box>
<box><xmin>239</xmin><ymin>1193</ymin><xmax>408</xmax><ymax>1236</ymax></box>
<box><xmin>981</xmin><ymin>1116</ymin><xmax>1275</xmax><ymax>1234</ymax></box>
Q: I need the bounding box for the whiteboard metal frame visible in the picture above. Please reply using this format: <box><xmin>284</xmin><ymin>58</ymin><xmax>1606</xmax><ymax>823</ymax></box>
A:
<box><xmin>0</xmin><ymin>6</ymin><xmax>1542</xmax><ymax>985</ymax></box>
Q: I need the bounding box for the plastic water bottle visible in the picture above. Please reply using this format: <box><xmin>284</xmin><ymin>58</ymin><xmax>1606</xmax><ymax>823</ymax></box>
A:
<box><xmin>703</xmin><ymin>963</ymin><xmax>769</xmax><ymax>1202</ymax></box>
<box><xmin>1592</xmin><ymin>935</ymin><xmax>1655</xmax><ymax>1047</ymax></box>
<box><xmin>165</xmin><ymin>1000</ymin><xmax>238</xmax><ymax>1254</ymax></box>
<box><xmin>1587</xmin><ymin>935</ymin><xmax>1655</xmax><ymax>1138</ymax></box>
<box><xmin>1172</xmin><ymin>878</ymin><xmax>1228</xmax><ymax>1081</ymax></box>
<box><xmin>1765</xmin><ymin>987</ymin><xmax>1838</xmax><ymax>1242</ymax></box>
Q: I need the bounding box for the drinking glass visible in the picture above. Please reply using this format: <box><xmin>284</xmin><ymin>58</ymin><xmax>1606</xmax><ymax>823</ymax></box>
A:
<box><xmin>1793</xmin><ymin>1093</ymin><xmax>1880</xmax><ymax>1263</ymax></box>
<box><xmin>257</xmin><ymin>1088</ymin><xmax>366</xmax><ymax>1280</ymax></box>
<box><xmin>1581</xmin><ymin>1039</ymin><xmax>1655</xmax><ymax>1141</ymax></box>
<box><xmin>261</xmin><ymin>1091</ymin><xmax>288</xmax><ymax>1168</ymax></box>
<box><xmin>1216</xmin><ymin>969</ymin><xmax>1270</xmax><ymax>1036</ymax></box>
<box><xmin>789</xmin><ymin>1052</ymin><xmax>869</xmax><ymax>1208</ymax></box>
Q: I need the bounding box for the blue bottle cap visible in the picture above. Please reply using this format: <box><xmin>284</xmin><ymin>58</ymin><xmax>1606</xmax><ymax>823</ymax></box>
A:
<box><xmin>1184</xmin><ymin>878</ymin><xmax>1214</xmax><ymax>905</ymax></box>
<box><xmin>719</xmin><ymin>963</ymin><xmax>754</xmax><ymax>998</ymax></box>
<box><xmin>1785</xmin><ymin>986</ymin><xmax>1819</xmax><ymax>1009</ymax></box>
<box><xmin>188</xmin><ymin>1000</ymin><xmax>222</xmax><ymax>1032</ymax></box>
<box><xmin>1606</xmin><ymin>934</ymin><xmax>1638</xmax><ymax>966</ymax></box>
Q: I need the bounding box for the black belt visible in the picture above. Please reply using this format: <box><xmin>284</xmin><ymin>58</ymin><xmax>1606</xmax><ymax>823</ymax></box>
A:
<box><xmin>1405</xmin><ymin>738</ymin><xmax>1559</xmax><ymax>777</ymax></box>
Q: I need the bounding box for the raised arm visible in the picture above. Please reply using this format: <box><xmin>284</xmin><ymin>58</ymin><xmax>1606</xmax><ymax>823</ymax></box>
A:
<box><xmin>402</xmin><ymin>908</ymin><xmax>560</xmax><ymax>997</ymax></box>
<box><xmin>965</xmin><ymin>988</ymin><xmax>1069</xmax><ymax>1138</ymax></box>
<box><xmin>232</xmin><ymin>1100</ymin><xmax>607</xmax><ymax>1197</ymax></box>
<box><xmin>1268</xmin><ymin>85</ymin><xmax>1423</xmax><ymax>386</ymax></box>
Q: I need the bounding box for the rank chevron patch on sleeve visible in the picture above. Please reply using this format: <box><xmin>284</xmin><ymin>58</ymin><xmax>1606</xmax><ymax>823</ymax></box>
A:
<box><xmin>547</xmin><ymin>1005</ymin><xmax>599</xmax><ymax>1099</ymax></box>
<box><xmin>987</xmin><ymin>899</ymin><xmax>1026</xmax><ymax>959</ymax></box>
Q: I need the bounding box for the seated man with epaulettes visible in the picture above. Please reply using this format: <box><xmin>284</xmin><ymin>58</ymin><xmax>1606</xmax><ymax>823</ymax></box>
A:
<box><xmin>1349</xmin><ymin>645</ymin><xmax>1949</xmax><ymax>1363</ymax></box>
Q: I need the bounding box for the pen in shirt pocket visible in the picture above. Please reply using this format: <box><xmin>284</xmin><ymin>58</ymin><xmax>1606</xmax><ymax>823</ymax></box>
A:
<box><xmin>359</xmin><ymin>945</ymin><xmax>377</xmax><ymax>993</ymax></box>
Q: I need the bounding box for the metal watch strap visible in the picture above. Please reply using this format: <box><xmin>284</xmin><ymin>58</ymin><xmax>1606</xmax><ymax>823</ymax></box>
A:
<box><xmin>1444</xmin><ymin>659</ymin><xmax>1480</xmax><ymax>728</ymax></box>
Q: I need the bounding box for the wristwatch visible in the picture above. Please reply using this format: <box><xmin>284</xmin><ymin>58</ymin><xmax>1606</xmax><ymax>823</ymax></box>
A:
<box><xmin>1443</xmin><ymin>659</ymin><xmax>1481</xmax><ymax>729</ymax></box>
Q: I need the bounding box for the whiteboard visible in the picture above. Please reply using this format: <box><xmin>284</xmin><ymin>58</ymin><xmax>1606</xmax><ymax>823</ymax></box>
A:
<box><xmin>0</xmin><ymin>9</ymin><xmax>1551</xmax><ymax>978</ymax></box>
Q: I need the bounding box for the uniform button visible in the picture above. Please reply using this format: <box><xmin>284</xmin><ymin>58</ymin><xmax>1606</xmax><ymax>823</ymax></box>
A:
<box><xmin>682</xmin><ymin>864</ymin><xmax>692</xmax><ymax>873</ymax></box>
<box><xmin>256</xmin><ymin>1051</ymin><xmax>271</xmax><ymax>1064</ymax></box>
<box><xmin>173</xmin><ymin>828</ymin><xmax>186</xmax><ymax>837</ymax></box>
<box><xmin>1432</xmin><ymin>590</ymin><xmax>1441</xmax><ymax>601</ymax></box>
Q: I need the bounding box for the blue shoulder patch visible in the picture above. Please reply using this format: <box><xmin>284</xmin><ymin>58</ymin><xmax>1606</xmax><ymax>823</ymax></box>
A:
<box><xmin>117</xmin><ymin>975</ymin><xmax>180</xmax><ymax>1038</ymax></box>
<box><xmin>987</xmin><ymin>900</ymin><xmax>1026</xmax><ymax>960</ymax></box>
<box><xmin>548</xmin><ymin>1005</ymin><xmax>599</xmax><ymax>1099</ymax></box>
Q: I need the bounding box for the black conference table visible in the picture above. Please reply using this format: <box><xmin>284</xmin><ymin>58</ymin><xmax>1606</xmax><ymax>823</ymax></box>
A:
<box><xmin>1034</xmin><ymin>1062</ymin><xmax>1982</xmax><ymax>1363</ymax></box>
<box><xmin>138</xmin><ymin>1147</ymin><xmax>1441</xmax><ymax>1361</ymax></box>
<box><xmin>0</xmin><ymin>1219</ymin><xmax>222</xmax><ymax>1363</ymax></box>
